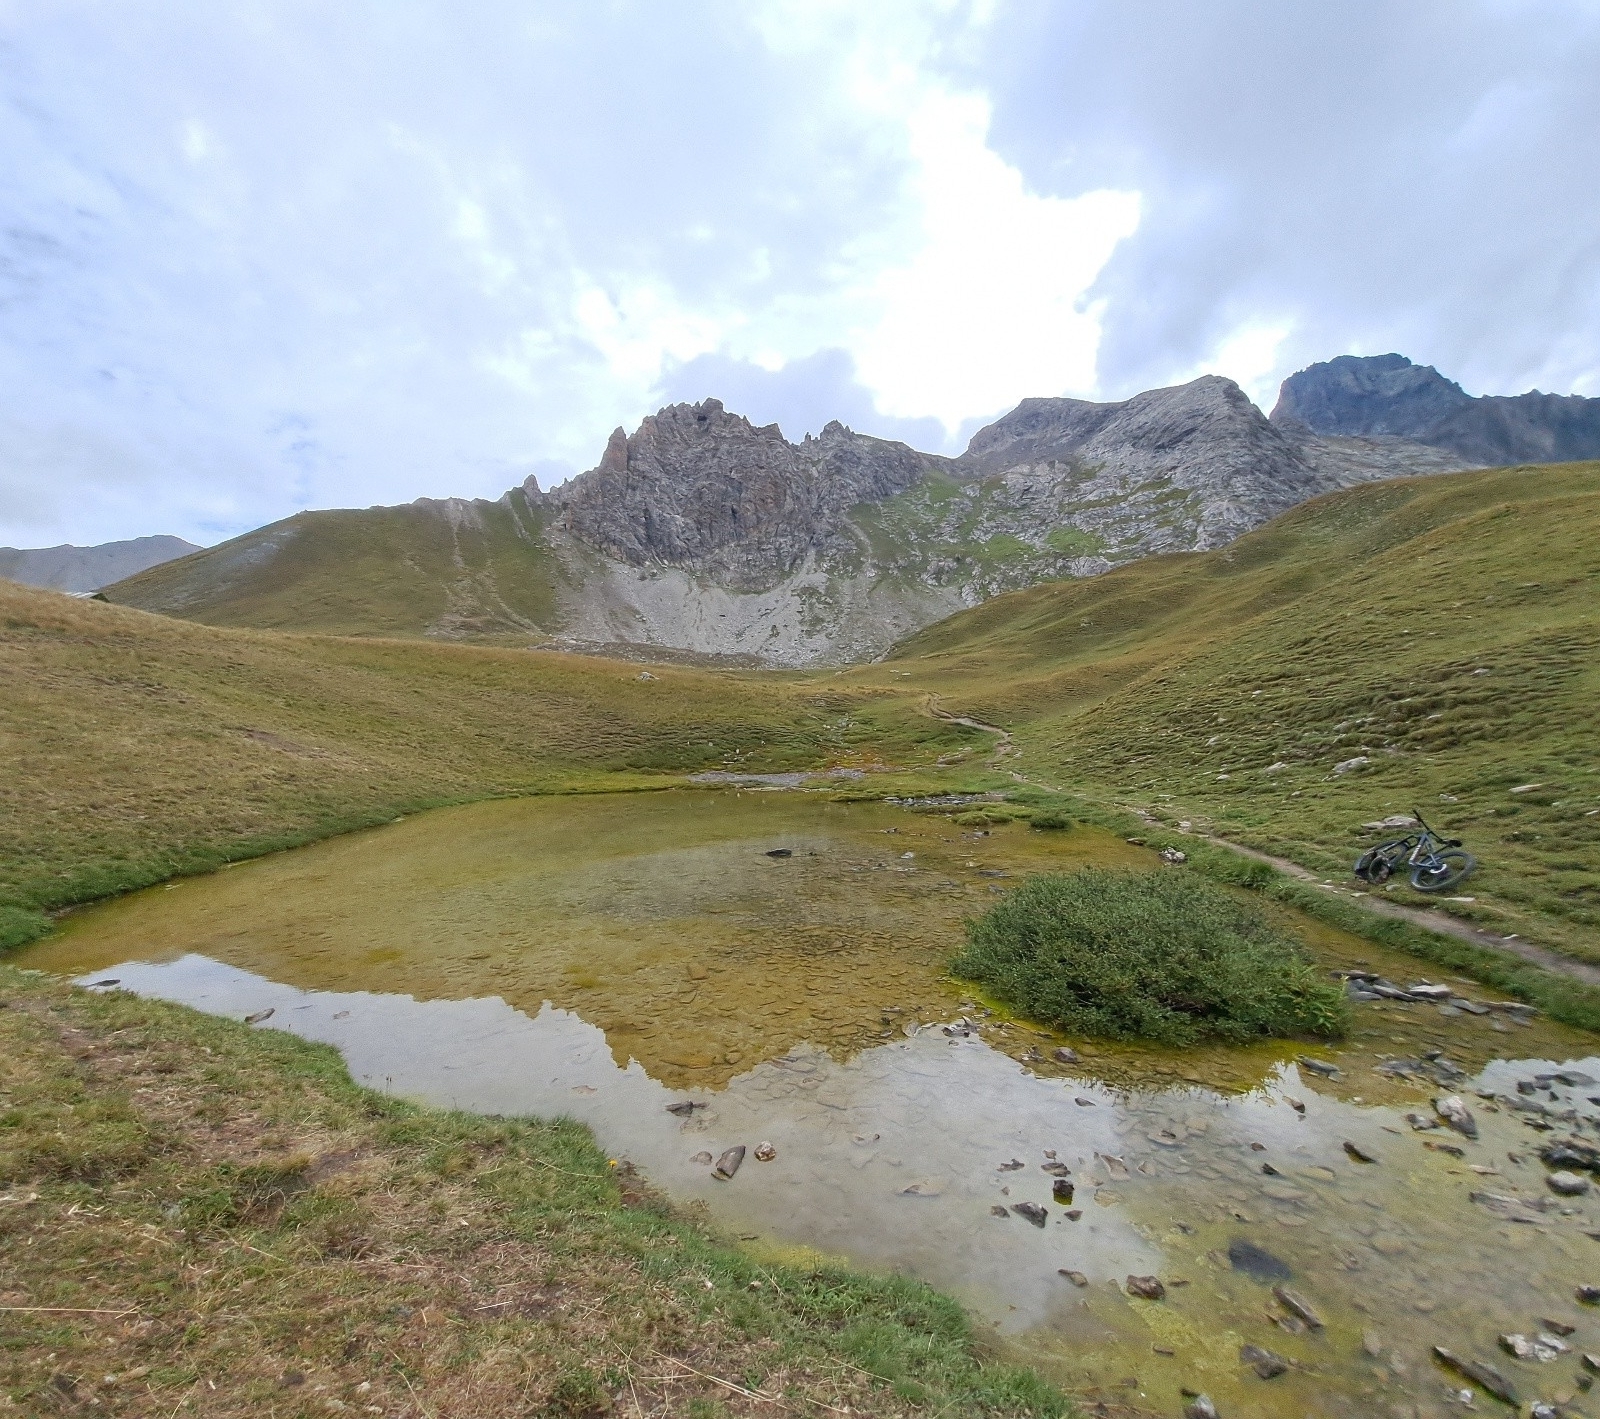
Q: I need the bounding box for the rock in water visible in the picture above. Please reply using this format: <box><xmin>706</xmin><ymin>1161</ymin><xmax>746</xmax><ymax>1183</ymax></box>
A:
<box><xmin>1499</xmin><ymin>1333</ymin><xmax>1534</xmax><ymax>1359</ymax></box>
<box><xmin>244</xmin><ymin>1008</ymin><xmax>275</xmax><ymax>1025</ymax></box>
<box><xmin>764</xmin><ymin>848</ymin><xmax>792</xmax><ymax>858</ymax></box>
<box><xmin>1052</xmin><ymin>1047</ymin><xmax>1079</xmax><ymax>1064</ymax></box>
<box><xmin>1542</xmin><ymin>1137</ymin><xmax>1600</xmax><ymax>1172</ymax></box>
<box><xmin>1297</xmin><ymin>1055</ymin><xmax>1340</xmax><ymax>1077</ymax></box>
<box><xmin>1433</xmin><ymin>1346</ymin><xmax>1518</xmax><ymax>1404</ymax></box>
<box><xmin>1059</xmin><ymin>1269</ymin><xmax>1088</xmax><ymax>1286</ymax></box>
<box><xmin>1434</xmin><ymin>1094</ymin><xmax>1479</xmax><ymax>1138</ymax></box>
<box><xmin>1409</xmin><ymin>983</ymin><xmax>1454</xmax><ymax>1001</ymax></box>
<box><xmin>1228</xmin><ymin>1239</ymin><xmax>1292</xmax><ymax>1281</ymax></box>
<box><xmin>753</xmin><ymin>1141</ymin><xmax>776</xmax><ymax>1162</ymax></box>
<box><xmin>1052</xmin><ymin>1178</ymin><xmax>1075</xmax><ymax>1205</ymax></box>
<box><xmin>1343</xmin><ymin>1141</ymin><xmax>1379</xmax><ymax>1164</ymax></box>
<box><xmin>1011</xmin><ymin>1202</ymin><xmax>1048</xmax><ymax>1227</ymax></box>
<box><xmin>1239</xmin><ymin>1344</ymin><xmax>1289</xmax><ymax>1379</ymax></box>
<box><xmin>1548</xmin><ymin>1170</ymin><xmax>1591</xmax><ymax>1196</ymax></box>
<box><xmin>1182</xmin><ymin>1398</ymin><xmax>1220</xmax><ymax>1419</ymax></box>
<box><xmin>1126</xmin><ymin>1275</ymin><xmax>1166</xmax><ymax>1300</ymax></box>
<box><xmin>1272</xmin><ymin>1286</ymin><xmax>1325</xmax><ymax>1329</ymax></box>
<box><xmin>712</xmin><ymin>1146</ymin><xmax>746</xmax><ymax>1180</ymax></box>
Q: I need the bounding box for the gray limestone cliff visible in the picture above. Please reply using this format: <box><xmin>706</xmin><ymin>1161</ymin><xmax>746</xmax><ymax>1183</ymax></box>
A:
<box><xmin>534</xmin><ymin>376</ymin><xmax>1465</xmax><ymax>664</ymax></box>
<box><xmin>555</xmin><ymin>399</ymin><xmax>943</xmax><ymax>590</ymax></box>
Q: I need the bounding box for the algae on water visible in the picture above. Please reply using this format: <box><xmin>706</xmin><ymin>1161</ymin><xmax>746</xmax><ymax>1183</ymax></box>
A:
<box><xmin>952</xmin><ymin>868</ymin><xmax>1349</xmax><ymax>1045</ymax></box>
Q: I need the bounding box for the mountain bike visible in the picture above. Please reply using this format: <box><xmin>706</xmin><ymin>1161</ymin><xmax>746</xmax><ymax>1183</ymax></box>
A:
<box><xmin>1353</xmin><ymin>811</ymin><xmax>1476</xmax><ymax>892</ymax></box>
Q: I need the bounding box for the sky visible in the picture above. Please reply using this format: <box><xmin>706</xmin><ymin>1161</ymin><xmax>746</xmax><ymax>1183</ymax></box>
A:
<box><xmin>3</xmin><ymin>0</ymin><xmax>1598</xmax><ymax>548</ymax></box>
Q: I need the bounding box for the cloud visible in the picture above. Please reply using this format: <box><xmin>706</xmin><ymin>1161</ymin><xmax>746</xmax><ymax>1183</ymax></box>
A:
<box><xmin>846</xmin><ymin>87</ymin><xmax>1139</xmax><ymax>434</ymax></box>
<box><xmin>2</xmin><ymin>1</ymin><xmax>1596</xmax><ymax>546</ymax></box>
<box><xmin>976</xmin><ymin>0</ymin><xmax>1600</xmax><ymax>403</ymax></box>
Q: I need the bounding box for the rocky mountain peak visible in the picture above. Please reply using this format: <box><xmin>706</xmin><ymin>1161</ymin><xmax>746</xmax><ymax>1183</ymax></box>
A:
<box><xmin>555</xmin><ymin>397</ymin><xmax>943</xmax><ymax>588</ymax></box>
<box><xmin>1271</xmin><ymin>354</ymin><xmax>1472</xmax><ymax>436</ymax></box>
<box><xmin>963</xmin><ymin>375</ymin><xmax>1273</xmax><ymax>474</ymax></box>
<box><xmin>1270</xmin><ymin>353</ymin><xmax>1600</xmax><ymax>465</ymax></box>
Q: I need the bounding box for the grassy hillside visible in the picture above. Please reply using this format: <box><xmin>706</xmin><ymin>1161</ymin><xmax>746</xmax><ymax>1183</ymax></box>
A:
<box><xmin>0</xmin><ymin>581</ymin><xmax>976</xmax><ymax>947</ymax></box>
<box><xmin>104</xmin><ymin>489</ymin><xmax>566</xmax><ymax>639</ymax></box>
<box><xmin>867</xmin><ymin>461</ymin><xmax>1600</xmax><ymax>961</ymax></box>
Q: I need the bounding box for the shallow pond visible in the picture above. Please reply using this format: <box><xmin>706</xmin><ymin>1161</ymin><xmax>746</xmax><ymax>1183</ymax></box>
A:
<box><xmin>21</xmin><ymin>790</ymin><xmax>1600</xmax><ymax>1417</ymax></box>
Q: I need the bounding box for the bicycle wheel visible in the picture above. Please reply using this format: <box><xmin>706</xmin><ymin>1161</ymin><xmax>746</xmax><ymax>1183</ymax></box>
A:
<box><xmin>1353</xmin><ymin>849</ymin><xmax>1391</xmax><ymax>883</ymax></box>
<box><xmin>1411</xmin><ymin>850</ymin><xmax>1476</xmax><ymax>892</ymax></box>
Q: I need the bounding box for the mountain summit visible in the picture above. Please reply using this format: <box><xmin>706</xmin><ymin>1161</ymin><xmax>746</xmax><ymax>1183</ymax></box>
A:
<box><xmin>0</xmin><ymin>535</ymin><xmax>199</xmax><ymax>593</ymax></box>
<box><xmin>1271</xmin><ymin>353</ymin><xmax>1600</xmax><ymax>466</ymax></box>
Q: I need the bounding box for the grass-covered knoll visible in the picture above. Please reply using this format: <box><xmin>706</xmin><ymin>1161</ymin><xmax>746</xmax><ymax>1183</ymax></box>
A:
<box><xmin>104</xmin><ymin>488</ymin><xmax>565</xmax><ymax>639</ymax></box>
<box><xmin>870</xmin><ymin>461</ymin><xmax>1600</xmax><ymax>966</ymax></box>
<box><xmin>952</xmin><ymin>868</ymin><xmax>1349</xmax><ymax>1045</ymax></box>
<box><xmin>0</xmin><ymin>581</ymin><xmax>980</xmax><ymax>948</ymax></box>
<box><xmin>0</xmin><ymin>965</ymin><xmax>1061</xmax><ymax>1417</ymax></box>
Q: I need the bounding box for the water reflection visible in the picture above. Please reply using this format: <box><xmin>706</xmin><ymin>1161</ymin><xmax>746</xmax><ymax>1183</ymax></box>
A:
<box><xmin>75</xmin><ymin>955</ymin><xmax>1600</xmax><ymax>1419</ymax></box>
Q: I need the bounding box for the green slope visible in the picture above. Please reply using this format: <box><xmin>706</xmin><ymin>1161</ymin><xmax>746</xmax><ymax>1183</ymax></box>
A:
<box><xmin>864</xmin><ymin>461</ymin><xmax>1600</xmax><ymax>961</ymax></box>
<box><xmin>104</xmin><ymin>488</ymin><xmax>565</xmax><ymax>639</ymax></box>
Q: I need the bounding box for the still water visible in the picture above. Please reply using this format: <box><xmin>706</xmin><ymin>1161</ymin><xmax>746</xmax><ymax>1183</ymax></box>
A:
<box><xmin>21</xmin><ymin>791</ymin><xmax>1600</xmax><ymax>1417</ymax></box>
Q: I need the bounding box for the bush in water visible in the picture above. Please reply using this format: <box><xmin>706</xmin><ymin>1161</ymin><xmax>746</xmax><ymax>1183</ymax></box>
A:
<box><xmin>952</xmin><ymin>868</ymin><xmax>1348</xmax><ymax>1046</ymax></box>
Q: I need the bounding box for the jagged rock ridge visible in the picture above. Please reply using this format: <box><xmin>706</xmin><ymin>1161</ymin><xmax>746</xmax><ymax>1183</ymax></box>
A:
<box><xmin>557</xmin><ymin>399</ymin><xmax>943</xmax><ymax>590</ymax></box>
<box><xmin>528</xmin><ymin>375</ymin><xmax>1465</xmax><ymax>662</ymax></box>
<box><xmin>1272</xmin><ymin>353</ymin><xmax>1600</xmax><ymax>466</ymax></box>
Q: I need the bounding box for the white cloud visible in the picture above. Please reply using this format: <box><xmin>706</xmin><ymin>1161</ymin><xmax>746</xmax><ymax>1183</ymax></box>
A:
<box><xmin>845</xmin><ymin>87</ymin><xmax>1139</xmax><ymax>431</ymax></box>
<box><xmin>2</xmin><ymin>1</ymin><xmax>1597</xmax><ymax>546</ymax></box>
<box><xmin>1179</xmin><ymin>320</ymin><xmax>1294</xmax><ymax>410</ymax></box>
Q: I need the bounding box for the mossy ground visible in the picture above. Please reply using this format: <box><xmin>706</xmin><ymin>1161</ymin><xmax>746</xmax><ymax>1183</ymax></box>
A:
<box><xmin>0</xmin><ymin>965</ymin><xmax>1062</xmax><ymax>1417</ymax></box>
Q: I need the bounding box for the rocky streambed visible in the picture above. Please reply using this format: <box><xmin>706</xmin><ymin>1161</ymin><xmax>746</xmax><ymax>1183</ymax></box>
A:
<box><xmin>21</xmin><ymin>791</ymin><xmax>1600</xmax><ymax>1417</ymax></box>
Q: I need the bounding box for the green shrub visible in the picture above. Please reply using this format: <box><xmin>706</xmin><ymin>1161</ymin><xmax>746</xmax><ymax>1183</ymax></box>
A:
<box><xmin>0</xmin><ymin>905</ymin><xmax>50</xmax><ymax>952</ymax></box>
<box><xmin>951</xmin><ymin>868</ymin><xmax>1348</xmax><ymax>1045</ymax></box>
<box><xmin>1029</xmin><ymin>812</ymin><xmax>1072</xmax><ymax>831</ymax></box>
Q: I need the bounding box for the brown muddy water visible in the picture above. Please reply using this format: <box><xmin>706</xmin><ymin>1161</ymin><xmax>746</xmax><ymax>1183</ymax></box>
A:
<box><xmin>20</xmin><ymin>790</ymin><xmax>1600</xmax><ymax>1418</ymax></box>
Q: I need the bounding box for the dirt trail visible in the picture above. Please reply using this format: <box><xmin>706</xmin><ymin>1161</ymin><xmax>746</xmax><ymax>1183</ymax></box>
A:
<box><xmin>924</xmin><ymin>695</ymin><xmax>1015</xmax><ymax>766</ymax></box>
<box><xmin>923</xmin><ymin>697</ymin><xmax>1600</xmax><ymax>989</ymax></box>
<box><xmin>1194</xmin><ymin>835</ymin><xmax>1600</xmax><ymax>987</ymax></box>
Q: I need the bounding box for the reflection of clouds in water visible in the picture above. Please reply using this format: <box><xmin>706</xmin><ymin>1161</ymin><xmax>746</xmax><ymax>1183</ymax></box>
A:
<box><xmin>80</xmin><ymin>955</ymin><xmax>1600</xmax><ymax>1414</ymax></box>
<box><xmin>84</xmin><ymin>955</ymin><xmax>1161</xmax><ymax>1327</ymax></box>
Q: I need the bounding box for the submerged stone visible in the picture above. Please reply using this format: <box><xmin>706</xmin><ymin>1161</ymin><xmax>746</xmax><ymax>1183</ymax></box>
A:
<box><xmin>1240</xmin><ymin>1343</ymin><xmax>1289</xmax><ymax>1379</ymax></box>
